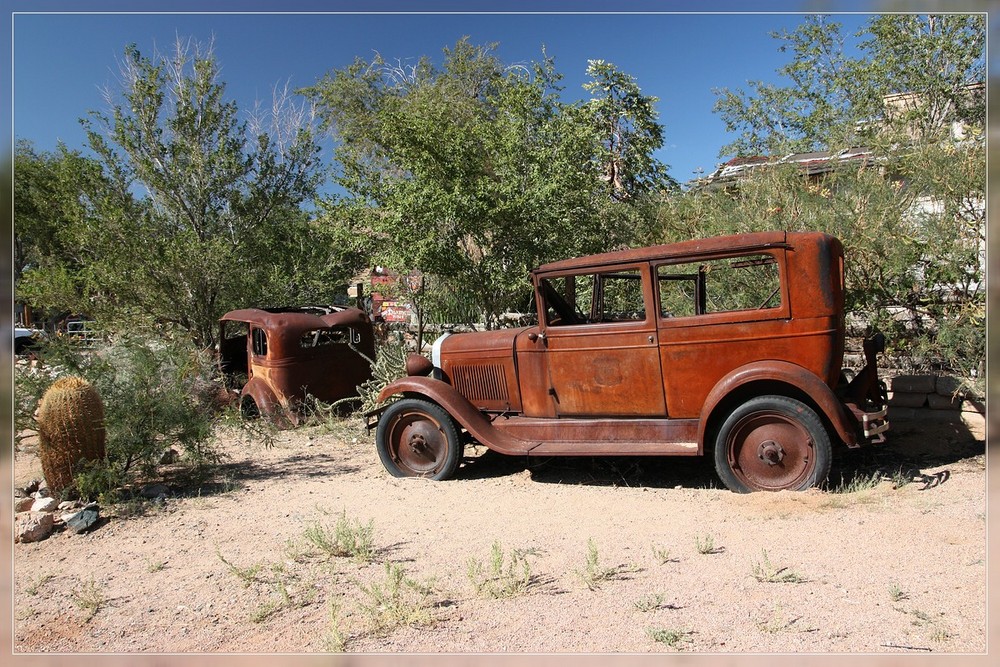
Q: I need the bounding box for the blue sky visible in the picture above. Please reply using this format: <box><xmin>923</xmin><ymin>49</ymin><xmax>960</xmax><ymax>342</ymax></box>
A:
<box><xmin>7</xmin><ymin>2</ymin><xmax>988</xmax><ymax>186</ymax></box>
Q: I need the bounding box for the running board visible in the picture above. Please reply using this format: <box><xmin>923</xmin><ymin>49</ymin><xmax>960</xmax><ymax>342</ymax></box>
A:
<box><xmin>491</xmin><ymin>416</ymin><xmax>701</xmax><ymax>457</ymax></box>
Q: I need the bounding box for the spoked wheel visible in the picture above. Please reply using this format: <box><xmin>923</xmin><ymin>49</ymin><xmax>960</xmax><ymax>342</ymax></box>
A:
<box><xmin>375</xmin><ymin>398</ymin><xmax>462</xmax><ymax>480</ymax></box>
<box><xmin>714</xmin><ymin>395</ymin><xmax>832</xmax><ymax>493</ymax></box>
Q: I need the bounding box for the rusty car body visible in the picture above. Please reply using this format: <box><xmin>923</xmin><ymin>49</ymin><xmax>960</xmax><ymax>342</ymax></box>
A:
<box><xmin>219</xmin><ymin>306</ymin><xmax>375</xmax><ymax>425</ymax></box>
<box><xmin>370</xmin><ymin>231</ymin><xmax>889</xmax><ymax>492</ymax></box>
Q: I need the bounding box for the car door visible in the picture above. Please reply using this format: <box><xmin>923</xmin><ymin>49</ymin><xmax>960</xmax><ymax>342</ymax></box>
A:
<box><xmin>535</xmin><ymin>264</ymin><xmax>666</xmax><ymax>417</ymax></box>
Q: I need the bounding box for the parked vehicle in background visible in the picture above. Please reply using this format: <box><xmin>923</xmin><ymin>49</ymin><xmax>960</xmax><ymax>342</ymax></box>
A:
<box><xmin>370</xmin><ymin>231</ymin><xmax>889</xmax><ymax>492</ymax></box>
<box><xmin>14</xmin><ymin>326</ymin><xmax>45</xmax><ymax>355</ymax></box>
<box><xmin>219</xmin><ymin>306</ymin><xmax>375</xmax><ymax>426</ymax></box>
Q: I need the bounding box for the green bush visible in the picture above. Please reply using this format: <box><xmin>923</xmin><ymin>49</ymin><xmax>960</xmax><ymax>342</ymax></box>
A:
<box><xmin>647</xmin><ymin>143</ymin><xmax>984</xmax><ymax>388</ymax></box>
<box><xmin>15</xmin><ymin>326</ymin><xmax>223</xmax><ymax>499</ymax></box>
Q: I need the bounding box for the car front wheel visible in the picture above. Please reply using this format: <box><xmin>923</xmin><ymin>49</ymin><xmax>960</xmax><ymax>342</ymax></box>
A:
<box><xmin>375</xmin><ymin>398</ymin><xmax>462</xmax><ymax>480</ymax></box>
<box><xmin>714</xmin><ymin>395</ymin><xmax>832</xmax><ymax>493</ymax></box>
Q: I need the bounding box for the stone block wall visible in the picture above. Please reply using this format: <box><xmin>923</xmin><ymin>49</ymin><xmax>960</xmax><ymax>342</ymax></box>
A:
<box><xmin>886</xmin><ymin>374</ymin><xmax>984</xmax><ymax>421</ymax></box>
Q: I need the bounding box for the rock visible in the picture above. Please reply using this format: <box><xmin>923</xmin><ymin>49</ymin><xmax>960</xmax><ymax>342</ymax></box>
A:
<box><xmin>57</xmin><ymin>500</ymin><xmax>79</xmax><ymax>511</ymax></box>
<box><xmin>890</xmin><ymin>374</ymin><xmax>936</xmax><ymax>394</ymax></box>
<box><xmin>30</xmin><ymin>497</ymin><xmax>59</xmax><ymax>513</ymax></box>
<box><xmin>927</xmin><ymin>393</ymin><xmax>961</xmax><ymax>410</ymax></box>
<box><xmin>887</xmin><ymin>392</ymin><xmax>927</xmax><ymax>408</ymax></box>
<box><xmin>14</xmin><ymin>497</ymin><xmax>34</xmax><ymax>512</ymax></box>
<box><xmin>16</xmin><ymin>512</ymin><xmax>55</xmax><ymax>543</ymax></box>
<box><xmin>935</xmin><ymin>375</ymin><xmax>965</xmax><ymax>398</ymax></box>
<box><xmin>139</xmin><ymin>483</ymin><xmax>171</xmax><ymax>500</ymax></box>
<box><xmin>160</xmin><ymin>448</ymin><xmax>180</xmax><ymax>464</ymax></box>
<box><xmin>34</xmin><ymin>485</ymin><xmax>51</xmax><ymax>499</ymax></box>
<box><xmin>64</xmin><ymin>504</ymin><xmax>100</xmax><ymax>534</ymax></box>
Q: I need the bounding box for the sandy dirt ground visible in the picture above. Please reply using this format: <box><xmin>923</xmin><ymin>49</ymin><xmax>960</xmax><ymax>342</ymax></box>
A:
<box><xmin>10</xmin><ymin>409</ymin><xmax>987</xmax><ymax>656</ymax></box>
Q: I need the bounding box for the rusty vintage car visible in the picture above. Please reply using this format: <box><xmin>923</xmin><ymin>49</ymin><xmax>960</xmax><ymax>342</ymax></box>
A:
<box><xmin>370</xmin><ymin>231</ymin><xmax>889</xmax><ymax>492</ymax></box>
<box><xmin>219</xmin><ymin>306</ymin><xmax>375</xmax><ymax>425</ymax></box>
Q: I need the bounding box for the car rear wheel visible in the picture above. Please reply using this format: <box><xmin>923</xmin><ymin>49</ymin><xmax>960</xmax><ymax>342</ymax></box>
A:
<box><xmin>714</xmin><ymin>395</ymin><xmax>832</xmax><ymax>493</ymax></box>
<box><xmin>375</xmin><ymin>398</ymin><xmax>462</xmax><ymax>480</ymax></box>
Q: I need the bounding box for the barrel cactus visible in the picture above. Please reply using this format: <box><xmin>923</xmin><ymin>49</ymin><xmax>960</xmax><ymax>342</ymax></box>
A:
<box><xmin>36</xmin><ymin>376</ymin><xmax>106</xmax><ymax>495</ymax></box>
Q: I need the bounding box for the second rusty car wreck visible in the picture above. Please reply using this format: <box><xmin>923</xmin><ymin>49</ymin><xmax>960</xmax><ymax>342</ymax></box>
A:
<box><xmin>370</xmin><ymin>231</ymin><xmax>889</xmax><ymax>492</ymax></box>
<box><xmin>219</xmin><ymin>306</ymin><xmax>375</xmax><ymax>426</ymax></box>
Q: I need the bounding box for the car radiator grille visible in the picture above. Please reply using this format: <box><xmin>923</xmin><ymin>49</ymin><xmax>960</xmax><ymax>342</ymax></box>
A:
<box><xmin>451</xmin><ymin>364</ymin><xmax>509</xmax><ymax>403</ymax></box>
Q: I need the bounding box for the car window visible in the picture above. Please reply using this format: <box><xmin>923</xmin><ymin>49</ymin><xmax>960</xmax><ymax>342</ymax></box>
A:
<box><xmin>540</xmin><ymin>268</ymin><xmax>645</xmax><ymax>326</ymax></box>
<box><xmin>658</xmin><ymin>253</ymin><xmax>781</xmax><ymax>317</ymax></box>
<box><xmin>598</xmin><ymin>270</ymin><xmax>645</xmax><ymax>322</ymax></box>
<box><xmin>541</xmin><ymin>274</ymin><xmax>594</xmax><ymax>326</ymax></box>
<box><xmin>300</xmin><ymin>328</ymin><xmax>349</xmax><ymax>348</ymax></box>
<box><xmin>251</xmin><ymin>327</ymin><xmax>268</xmax><ymax>356</ymax></box>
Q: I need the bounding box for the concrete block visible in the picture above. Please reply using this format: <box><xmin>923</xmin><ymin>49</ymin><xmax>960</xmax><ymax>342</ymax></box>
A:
<box><xmin>887</xmin><ymin>392</ymin><xmax>927</xmax><ymax>408</ymax></box>
<box><xmin>935</xmin><ymin>375</ymin><xmax>965</xmax><ymax>397</ymax></box>
<box><xmin>890</xmin><ymin>374</ymin><xmax>936</xmax><ymax>394</ymax></box>
<box><xmin>927</xmin><ymin>393</ymin><xmax>961</xmax><ymax>410</ymax></box>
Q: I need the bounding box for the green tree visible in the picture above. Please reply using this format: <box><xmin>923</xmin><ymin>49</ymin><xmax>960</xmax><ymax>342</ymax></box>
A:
<box><xmin>688</xmin><ymin>14</ymin><xmax>985</xmax><ymax>388</ymax></box>
<box><xmin>305</xmin><ymin>39</ymin><xmax>667</xmax><ymax>333</ymax></box>
<box><xmin>583</xmin><ymin>59</ymin><xmax>675</xmax><ymax>198</ymax></box>
<box><xmin>14</xmin><ymin>141</ymin><xmax>111</xmax><ymax>318</ymax></box>
<box><xmin>714</xmin><ymin>14</ymin><xmax>985</xmax><ymax>156</ymax></box>
<box><xmin>67</xmin><ymin>39</ymin><xmax>332</xmax><ymax>347</ymax></box>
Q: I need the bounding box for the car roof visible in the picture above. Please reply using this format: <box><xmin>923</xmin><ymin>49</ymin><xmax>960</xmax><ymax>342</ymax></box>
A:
<box><xmin>220</xmin><ymin>306</ymin><xmax>369</xmax><ymax>333</ymax></box>
<box><xmin>533</xmin><ymin>230</ymin><xmax>811</xmax><ymax>274</ymax></box>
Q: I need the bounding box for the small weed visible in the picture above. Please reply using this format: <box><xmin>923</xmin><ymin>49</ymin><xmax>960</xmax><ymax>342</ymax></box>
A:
<box><xmin>250</xmin><ymin>599</ymin><xmax>284</xmax><ymax>624</ymax></box>
<box><xmin>16</xmin><ymin>606</ymin><xmax>40</xmax><ymax>622</ymax></box>
<box><xmin>323</xmin><ymin>600</ymin><xmax>348</xmax><ymax>652</ymax></box>
<box><xmin>217</xmin><ymin>550</ymin><xmax>263</xmax><ymax>587</ymax></box>
<box><xmin>467</xmin><ymin>541</ymin><xmax>539</xmax><ymax>598</ymax></box>
<box><xmin>652</xmin><ymin>545</ymin><xmax>676</xmax><ymax>564</ymax></box>
<box><xmin>145</xmin><ymin>558</ymin><xmax>167</xmax><ymax>573</ymax></box>
<box><xmin>894</xmin><ymin>605</ymin><xmax>950</xmax><ymax>641</ymax></box>
<box><xmin>217</xmin><ymin>473</ymin><xmax>242</xmax><ymax>494</ymax></box>
<box><xmin>576</xmin><ymin>538</ymin><xmax>620</xmax><ymax>590</ymax></box>
<box><xmin>634</xmin><ymin>593</ymin><xmax>667</xmax><ymax>612</ymax></box>
<box><xmin>356</xmin><ymin>562</ymin><xmax>437</xmax><ymax>635</ymax></box>
<box><xmin>70</xmin><ymin>577</ymin><xmax>105</xmax><ymax>622</ymax></box>
<box><xmin>24</xmin><ymin>573</ymin><xmax>54</xmax><ymax>596</ymax></box>
<box><xmin>889</xmin><ymin>583</ymin><xmax>909</xmax><ymax>602</ymax></box>
<box><xmin>302</xmin><ymin>512</ymin><xmax>376</xmax><ymax>563</ymax></box>
<box><xmin>757</xmin><ymin>605</ymin><xmax>793</xmax><ymax>633</ymax></box>
<box><xmin>930</xmin><ymin>627</ymin><xmax>952</xmax><ymax>642</ymax></box>
<box><xmin>829</xmin><ymin>471</ymin><xmax>882</xmax><ymax>494</ymax></box>
<box><xmin>695</xmin><ymin>534</ymin><xmax>721</xmax><ymax>555</ymax></box>
<box><xmin>888</xmin><ymin>467</ymin><xmax>912</xmax><ymax>489</ymax></box>
<box><xmin>646</xmin><ymin>627</ymin><xmax>692</xmax><ymax>649</ymax></box>
<box><xmin>751</xmin><ymin>550</ymin><xmax>807</xmax><ymax>584</ymax></box>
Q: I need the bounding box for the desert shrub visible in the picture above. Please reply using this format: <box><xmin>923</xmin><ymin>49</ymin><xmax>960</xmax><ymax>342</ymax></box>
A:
<box><xmin>351</xmin><ymin>341</ymin><xmax>409</xmax><ymax>413</ymax></box>
<box><xmin>647</xmin><ymin>142</ymin><xmax>984</xmax><ymax>390</ymax></box>
<box><xmin>14</xmin><ymin>325</ymin><xmax>223</xmax><ymax>499</ymax></box>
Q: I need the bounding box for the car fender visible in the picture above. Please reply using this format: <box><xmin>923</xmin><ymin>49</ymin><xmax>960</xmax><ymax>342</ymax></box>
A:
<box><xmin>698</xmin><ymin>360</ymin><xmax>858</xmax><ymax>447</ymax></box>
<box><xmin>241</xmin><ymin>377</ymin><xmax>295</xmax><ymax>427</ymax></box>
<box><xmin>378</xmin><ymin>377</ymin><xmax>534</xmax><ymax>456</ymax></box>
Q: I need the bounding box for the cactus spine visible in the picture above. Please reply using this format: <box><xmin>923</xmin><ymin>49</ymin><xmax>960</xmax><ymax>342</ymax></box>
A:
<box><xmin>36</xmin><ymin>376</ymin><xmax>106</xmax><ymax>495</ymax></box>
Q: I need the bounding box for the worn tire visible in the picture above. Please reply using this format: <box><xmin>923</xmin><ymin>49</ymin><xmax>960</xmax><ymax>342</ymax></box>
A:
<box><xmin>714</xmin><ymin>395</ymin><xmax>832</xmax><ymax>493</ymax></box>
<box><xmin>375</xmin><ymin>398</ymin><xmax>462</xmax><ymax>480</ymax></box>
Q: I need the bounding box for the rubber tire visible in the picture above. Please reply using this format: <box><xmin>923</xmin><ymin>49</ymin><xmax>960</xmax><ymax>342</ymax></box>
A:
<box><xmin>375</xmin><ymin>398</ymin><xmax>462</xmax><ymax>480</ymax></box>
<box><xmin>713</xmin><ymin>395</ymin><xmax>832</xmax><ymax>493</ymax></box>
